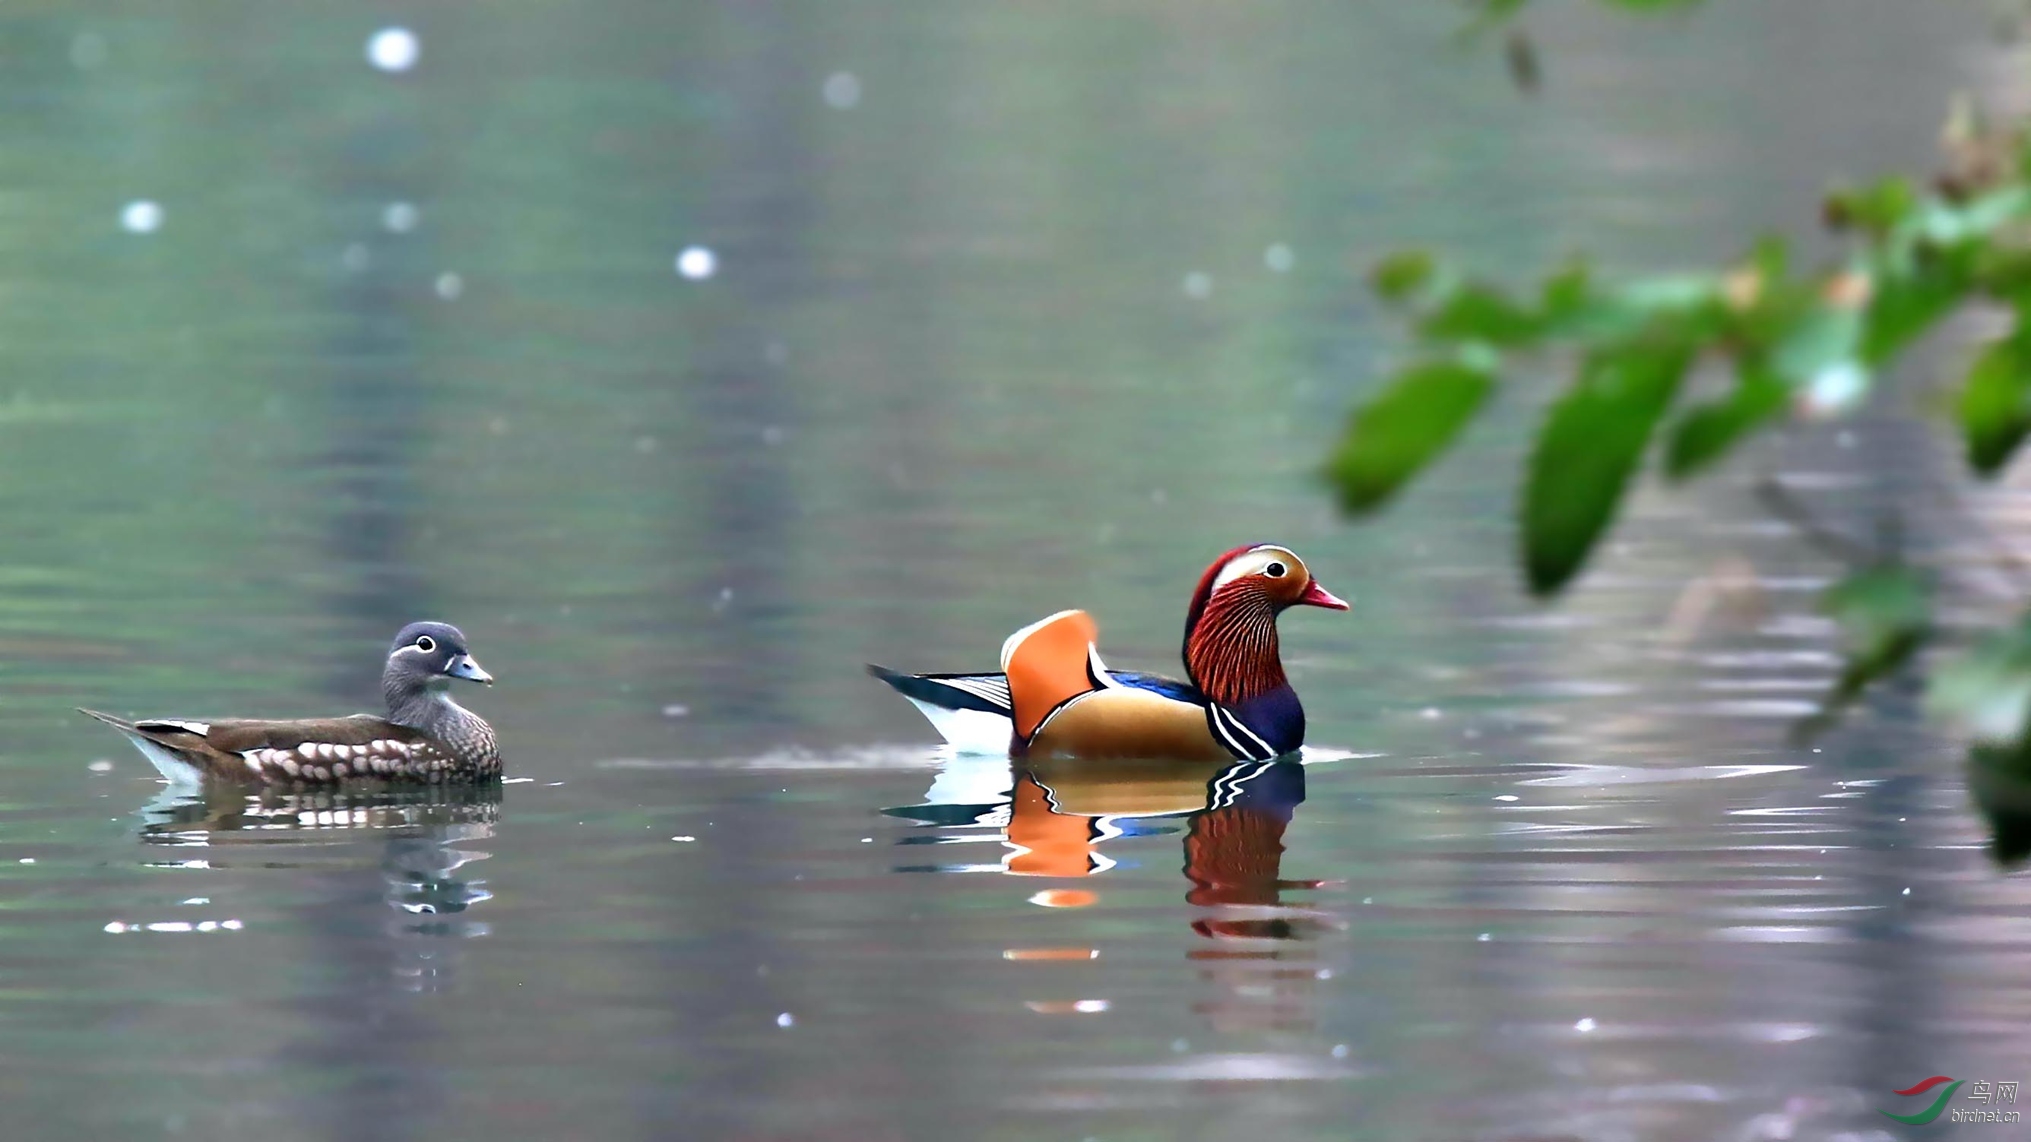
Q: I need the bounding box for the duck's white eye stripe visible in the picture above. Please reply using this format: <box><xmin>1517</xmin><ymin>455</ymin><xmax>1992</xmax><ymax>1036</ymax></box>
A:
<box><xmin>1211</xmin><ymin>547</ymin><xmax>1296</xmax><ymax>593</ymax></box>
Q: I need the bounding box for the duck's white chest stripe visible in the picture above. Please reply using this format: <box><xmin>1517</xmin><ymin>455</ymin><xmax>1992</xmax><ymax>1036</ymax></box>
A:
<box><xmin>1208</xmin><ymin>706</ymin><xmax>1274</xmax><ymax>761</ymax></box>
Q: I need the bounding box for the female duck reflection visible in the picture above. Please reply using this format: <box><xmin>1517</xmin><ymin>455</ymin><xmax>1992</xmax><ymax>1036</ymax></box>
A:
<box><xmin>137</xmin><ymin>784</ymin><xmax>501</xmax><ymax>987</ymax></box>
<box><xmin>886</xmin><ymin>756</ymin><xmax>1334</xmax><ymax>1031</ymax></box>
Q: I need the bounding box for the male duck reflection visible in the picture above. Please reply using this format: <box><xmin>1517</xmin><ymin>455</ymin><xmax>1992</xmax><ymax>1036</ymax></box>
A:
<box><xmin>81</xmin><ymin>622</ymin><xmax>500</xmax><ymax>786</ymax></box>
<box><xmin>870</xmin><ymin>544</ymin><xmax>1348</xmax><ymax>760</ymax></box>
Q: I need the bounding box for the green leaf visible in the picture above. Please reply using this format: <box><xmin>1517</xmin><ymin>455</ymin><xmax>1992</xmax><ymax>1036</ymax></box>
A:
<box><xmin>1663</xmin><ymin>367</ymin><xmax>1788</xmax><ymax>479</ymax></box>
<box><xmin>1861</xmin><ymin>254</ymin><xmax>1972</xmax><ymax>364</ymax></box>
<box><xmin>1617</xmin><ymin>273</ymin><xmax>1727</xmax><ymax>312</ymax></box>
<box><xmin>1419</xmin><ymin>283</ymin><xmax>1543</xmax><ymax>346</ymax></box>
<box><xmin>1520</xmin><ymin>340</ymin><xmax>1692</xmax><ymax>594</ymax></box>
<box><xmin>1822</xmin><ymin>565</ymin><xmax>1931</xmax><ymax>672</ymax></box>
<box><xmin>1976</xmin><ymin>245</ymin><xmax>2031</xmax><ymax>296</ymax></box>
<box><xmin>1327</xmin><ymin>360</ymin><xmax>1495</xmax><ymax>513</ymax></box>
<box><xmin>1859</xmin><ymin>189</ymin><xmax>2021</xmax><ymax>362</ymax></box>
<box><xmin>1913</xmin><ymin>186</ymin><xmax>2031</xmax><ymax>245</ymax></box>
<box><xmin>1930</xmin><ymin>612</ymin><xmax>2031</xmax><ymax>741</ymax></box>
<box><xmin>1770</xmin><ymin>296</ymin><xmax>1865</xmax><ymax>387</ymax></box>
<box><xmin>1540</xmin><ymin>259</ymin><xmax>1591</xmax><ymax>320</ymax></box>
<box><xmin>1372</xmin><ymin>251</ymin><xmax>1438</xmax><ymax>304</ymax></box>
<box><xmin>1535</xmin><ymin>261</ymin><xmax>1723</xmax><ymax>343</ymax></box>
<box><xmin>1824</xmin><ymin>177</ymin><xmax>1917</xmax><ymax>236</ymax></box>
<box><xmin>1823</xmin><ymin>565</ymin><xmax>1929</xmax><ymax>647</ymax></box>
<box><xmin>1744</xmin><ymin>235</ymin><xmax>1788</xmax><ymax>283</ymax></box>
<box><xmin>1793</xmin><ymin>565</ymin><xmax>1932</xmax><ymax>739</ymax></box>
<box><xmin>1459</xmin><ymin>0</ymin><xmax>1527</xmax><ymax>33</ymax></box>
<box><xmin>1967</xmin><ymin>743</ymin><xmax>2031</xmax><ymax>867</ymax></box>
<box><xmin>1959</xmin><ymin>330</ymin><xmax>2031</xmax><ymax>476</ymax></box>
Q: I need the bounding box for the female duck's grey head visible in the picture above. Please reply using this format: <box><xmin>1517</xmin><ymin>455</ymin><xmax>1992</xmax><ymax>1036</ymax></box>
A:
<box><xmin>383</xmin><ymin>621</ymin><xmax>493</xmax><ymax>726</ymax></box>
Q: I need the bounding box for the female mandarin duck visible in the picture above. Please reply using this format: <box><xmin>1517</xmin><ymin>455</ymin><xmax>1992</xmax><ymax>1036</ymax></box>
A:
<box><xmin>81</xmin><ymin>622</ymin><xmax>500</xmax><ymax>786</ymax></box>
<box><xmin>870</xmin><ymin>544</ymin><xmax>1348</xmax><ymax>760</ymax></box>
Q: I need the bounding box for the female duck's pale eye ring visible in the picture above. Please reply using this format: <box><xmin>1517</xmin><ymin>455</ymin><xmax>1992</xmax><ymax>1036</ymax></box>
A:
<box><xmin>1265</xmin><ymin>561</ymin><xmax>1288</xmax><ymax>578</ymax></box>
<box><xmin>415</xmin><ymin>635</ymin><xmax>437</xmax><ymax>653</ymax></box>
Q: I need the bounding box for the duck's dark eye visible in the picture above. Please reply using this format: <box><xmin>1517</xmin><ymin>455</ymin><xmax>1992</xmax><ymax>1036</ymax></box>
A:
<box><xmin>1265</xmin><ymin>561</ymin><xmax>1288</xmax><ymax>578</ymax></box>
<box><xmin>415</xmin><ymin>635</ymin><xmax>437</xmax><ymax>653</ymax></box>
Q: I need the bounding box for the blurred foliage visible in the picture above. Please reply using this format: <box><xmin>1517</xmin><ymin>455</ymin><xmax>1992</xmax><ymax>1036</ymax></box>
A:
<box><xmin>1930</xmin><ymin>614</ymin><xmax>2031</xmax><ymax>742</ymax></box>
<box><xmin>1969</xmin><ymin>741</ymin><xmax>2031</xmax><ymax>864</ymax></box>
<box><xmin>1326</xmin><ymin>356</ymin><xmax>1493</xmax><ymax>511</ymax></box>
<box><xmin>1332</xmin><ymin>148</ymin><xmax>2031</xmax><ymax>594</ymax></box>
<box><xmin>1461</xmin><ymin>0</ymin><xmax>1705</xmax><ymax>91</ymax></box>
<box><xmin>1462</xmin><ymin>0</ymin><xmax>1702</xmax><ymax>30</ymax></box>
<box><xmin>1328</xmin><ymin>92</ymin><xmax>2031</xmax><ymax>804</ymax></box>
<box><xmin>1804</xmin><ymin>564</ymin><xmax>1933</xmax><ymax>736</ymax></box>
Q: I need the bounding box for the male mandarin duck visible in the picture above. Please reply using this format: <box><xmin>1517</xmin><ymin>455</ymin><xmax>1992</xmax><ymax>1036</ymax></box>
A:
<box><xmin>869</xmin><ymin>544</ymin><xmax>1348</xmax><ymax>761</ymax></box>
<box><xmin>81</xmin><ymin>622</ymin><xmax>500</xmax><ymax>786</ymax></box>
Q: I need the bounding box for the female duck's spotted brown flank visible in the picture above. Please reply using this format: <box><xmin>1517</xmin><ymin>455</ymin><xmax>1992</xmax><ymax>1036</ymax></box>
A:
<box><xmin>868</xmin><ymin>543</ymin><xmax>1349</xmax><ymax>761</ymax></box>
<box><xmin>81</xmin><ymin>621</ymin><xmax>500</xmax><ymax>786</ymax></box>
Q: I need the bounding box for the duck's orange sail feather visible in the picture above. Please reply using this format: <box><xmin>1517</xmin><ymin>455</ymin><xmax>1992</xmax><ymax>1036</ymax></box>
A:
<box><xmin>1000</xmin><ymin>609</ymin><xmax>1102</xmax><ymax>740</ymax></box>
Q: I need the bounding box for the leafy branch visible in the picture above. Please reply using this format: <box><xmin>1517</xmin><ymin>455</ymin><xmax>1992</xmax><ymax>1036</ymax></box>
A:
<box><xmin>1326</xmin><ymin>105</ymin><xmax>2031</xmax><ymax>738</ymax></box>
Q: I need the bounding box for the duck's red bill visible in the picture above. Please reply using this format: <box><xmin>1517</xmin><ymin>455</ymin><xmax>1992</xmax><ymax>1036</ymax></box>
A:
<box><xmin>1298</xmin><ymin>580</ymin><xmax>1351</xmax><ymax>610</ymax></box>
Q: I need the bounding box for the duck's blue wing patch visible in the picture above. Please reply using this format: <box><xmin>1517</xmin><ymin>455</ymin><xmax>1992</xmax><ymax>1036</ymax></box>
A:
<box><xmin>1110</xmin><ymin>671</ymin><xmax>1206</xmax><ymax>705</ymax></box>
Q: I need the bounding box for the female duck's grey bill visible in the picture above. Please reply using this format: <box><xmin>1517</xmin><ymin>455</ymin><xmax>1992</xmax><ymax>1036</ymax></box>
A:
<box><xmin>447</xmin><ymin>654</ymin><xmax>494</xmax><ymax>684</ymax></box>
